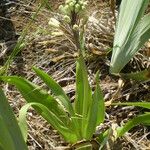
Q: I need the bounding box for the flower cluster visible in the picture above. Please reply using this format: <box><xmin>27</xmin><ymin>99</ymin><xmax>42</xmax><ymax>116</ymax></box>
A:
<box><xmin>59</xmin><ymin>0</ymin><xmax>88</xmax><ymax>23</ymax></box>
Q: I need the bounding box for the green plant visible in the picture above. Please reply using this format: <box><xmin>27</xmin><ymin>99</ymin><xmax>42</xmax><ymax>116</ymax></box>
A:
<box><xmin>0</xmin><ymin>89</ymin><xmax>28</xmax><ymax>150</ymax></box>
<box><xmin>0</xmin><ymin>55</ymin><xmax>106</xmax><ymax>149</ymax></box>
<box><xmin>110</xmin><ymin>0</ymin><xmax>150</xmax><ymax>74</ymax></box>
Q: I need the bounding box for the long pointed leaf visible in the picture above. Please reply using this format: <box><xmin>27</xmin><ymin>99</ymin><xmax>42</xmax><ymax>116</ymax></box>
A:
<box><xmin>117</xmin><ymin>114</ymin><xmax>150</xmax><ymax>137</ymax></box>
<box><xmin>19</xmin><ymin>102</ymin><xmax>78</xmax><ymax>143</ymax></box>
<box><xmin>86</xmin><ymin>72</ymin><xmax>105</xmax><ymax>139</ymax></box>
<box><xmin>75</xmin><ymin>56</ymin><xmax>93</xmax><ymax>138</ymax></box>
<box><xmin>0</xmin><ymin>89</ymin><xmax>27</xmax><ymax>150</ymax></box>
<box><xmin>0</xmin><ymin>116</ymin><xmax>16</xmax><ymax>150</ymax></box>
<box><xmin>0</xmin><ymin>76</ymin><xmax>68</xmax><ymax>124</ymax></box>
<box><xmin>33</xmin><ymin>67</ymin><xmax>74</xmax><ymax>116</ymax></box>
<box><xmin>94</xmin><ymin>73</ymin><xmax>105</xmax><ymax>125</ymax></box>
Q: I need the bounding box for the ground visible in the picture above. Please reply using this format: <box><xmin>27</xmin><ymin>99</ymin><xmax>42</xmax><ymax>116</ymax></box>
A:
<box><xmin>0</xmin><ymin>0</ymin><xmax>150</xmax><ymax>150</ymax></box>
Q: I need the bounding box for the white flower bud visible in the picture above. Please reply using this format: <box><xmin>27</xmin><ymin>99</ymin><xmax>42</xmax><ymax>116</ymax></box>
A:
<box><xmin>73</xmin><ymin>24</ymin><xmax>79</xmax><ymax>31</ymax></box>
<box><xmin>81</xmin><ymin>5</ymin><xmax>85</xmax><ymax>10</ymax></box>
<box><xmin>51</xmin><ymin>31</ymin><xmax>64</xmax><ymax>36</ymax></box>
<box><xmin>83</xmin><ymin>1</ymin><xmax>88</xmax><ymax>6</ymax></box>
<box><xmin>48</xmin><ymin>18</ymin><xmax>60</xmax><ymax>28</ymax></box>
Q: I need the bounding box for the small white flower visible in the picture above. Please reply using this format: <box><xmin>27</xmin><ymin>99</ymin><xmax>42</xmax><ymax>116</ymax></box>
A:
<box><xmin>51</xmin><ymin>31</ymin><xmax>64</xmax><ymax>36</ymax></box>
<box><xmin>73</xmin><ymin>24</ymin><xmax>79</xmax><ymax>30</ymax></box>
<box><xmin>48</xmin><ymin>18</ymin><xmax>60</xmax><ymax>28</ymax></box>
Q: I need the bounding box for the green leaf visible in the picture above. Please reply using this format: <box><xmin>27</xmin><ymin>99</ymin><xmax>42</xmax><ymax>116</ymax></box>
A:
<box><xmin>19</xmin><ymin>102</ymin><xmax>78</xmax><ymax>143</ymax></box>
<box><xmin>112</xmin><ymin>102</ymin><xmax>150</xmax><ymax>109</ymax></box>
<box><xmin>33</xmin><ymin>67</ymin><xmax>74</xmax><ymax>116</ymax></box>
<box><xmin>94</xmin><ymin>72</ymin><xmax>105</xmax><ymax>125</ymax></box>
<box><xmin>75</xmin><ymin>56</ymin><xmax>93</xmax><ymax>138</ymax></box>
<box><xmin>0</xmin><ymin>76</ymin><xmax>68</xmax><ymax>125</ymax></box>
<box><xmin>120</xmin><ymin>69</ymin><xmax>150</xmax><ymax>82</ymax></box>
<box><xmin>112</xmin><ymin>102</ymin><xmax>150</xmax><ymax>137</ymax></box>
<box><xmin>86</xmin><ymin>72</ymin><xmax>105</xmax><ymax>139</ymax></box>
<box><xmin>0</xmin><ymin>89</ymin><xmax>28</xmax><ymax>150</ymax></box>
<box><xmin>117</xmin><ymin>113</ymin><xmax>150</xmax><ymax>137</ymax></box>
<box><xmin>0</xmin><ymin>76</ymin><xmax>79</xmax><ymax>143</ymax></box>
<box><xmin>110</xmin><ymin>0</ymin><xmax>150</xmax><ymax>73</ymax></box>
<box><xmin>0</xmin><ymin>116</ymin><xmax>16</xmax><ymax>150</ymax></box>
<box><xmin>97</xmin><ymin>128</ymin><xmax>112</xmax><ymax>150</ymax></box>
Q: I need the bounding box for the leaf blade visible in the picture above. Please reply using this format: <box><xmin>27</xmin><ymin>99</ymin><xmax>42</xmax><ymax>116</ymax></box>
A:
<box><xmin>0</xmin><ymin>89</ymin><xmax>28</xmax><ymax>150</ymax></box>
<box><xmin>33</xmin><ymin>67</ymin><xmax>74</xmax><ymax>116</ymax></box>
<box><xmin>117</xmin><ymin>114</ymin><xmax>150</xmax><ymax>137</ymax></box>
<box><xmin>110</xmin><ymin>0</ymin><xmax>150</xmax><ymax>73</ymax></box>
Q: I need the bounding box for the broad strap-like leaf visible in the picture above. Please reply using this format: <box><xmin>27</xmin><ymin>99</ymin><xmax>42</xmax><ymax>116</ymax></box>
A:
<box><xmin>110</xmin><ymin>0</ymin><xmax>150</xmax><ymax>73</ymax></box>
<box><xmin>19</xmin><ymin>102</ymin><xmax>78</xmax><ymax>143</ymax></box>
<box><xmin>136</xmin><ymin>13</ymin><xmax>150</xmax><ymax>48</ymax></box>
<box><xmin>33</xmin><ymin>67</ymin><xmax>74</xmax><ymax>116</ymax></box>
<box><xmin>0</xmin><ymin>76</ymin><xmax>68</xmax><ymax>125</ymax></box>
<box><xmin>75</xmin><ymin>56</ymin><xmax>93</xmax><ymax>138</ymax></box>
<box><xmin>0</xmin><ymin>89</ymin><xmax>28</xmax><ymax>150</ymax></box>
<box><xmin>86</xmin><ymin>72</ymin><xmax>105</xmax><ymax>139</ymax></box>
<box><xmin>117</xmin><ymin>113</ymin><xmax>150</xmax><ymax>137</ymax></box>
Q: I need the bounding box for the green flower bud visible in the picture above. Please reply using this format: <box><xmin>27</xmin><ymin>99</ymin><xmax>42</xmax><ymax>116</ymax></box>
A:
<box><xmin>59</xmin><ymin>5</ymin><xmax>65</xmax><ymax>13</ymax></box>
<box><xmin>72</xmin><ymin>0</ymin><xmax>76</xmax><ymax>5</ymax></box>
<box><xmin>75</xmin><ymin>4</ymin><xmax>81</xmax><ymax>13</ymax></box>
<box><xmin>65</xmin><ymin>0</ymin><xmax>72</xmax><ymax>4</ymax></box>
<box><xmin>81</xmin><ymin>5</ymin><xmax>85</xmax><ymax>11</ymax></box>
<box><xmin>78</xmin><ymin>0</ymin><xmax>84</xmax><ymax>5</ymax></box>
<box><xmin>83</xmin><ymin>1</ymin><xmax>88</xmax><ymax>6</ymax></box>
<box><xmin>69</xmin><ymin>2</ymin><xmax>75</xmax><ymax>11</ymax></box>
<box><xmin>64</xmin><ymin>15</ymin><xmax>71</xmax><ymax>23</ymax></box>
<box><xmin>69</xmin><ymin>1</ymin><xmax>75</xmax><ymax>7</ymax></box>
<box><xmin>64</xmin><ymin>4</ymin><xmax>71</xmax><ymax>14</ymax></box>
